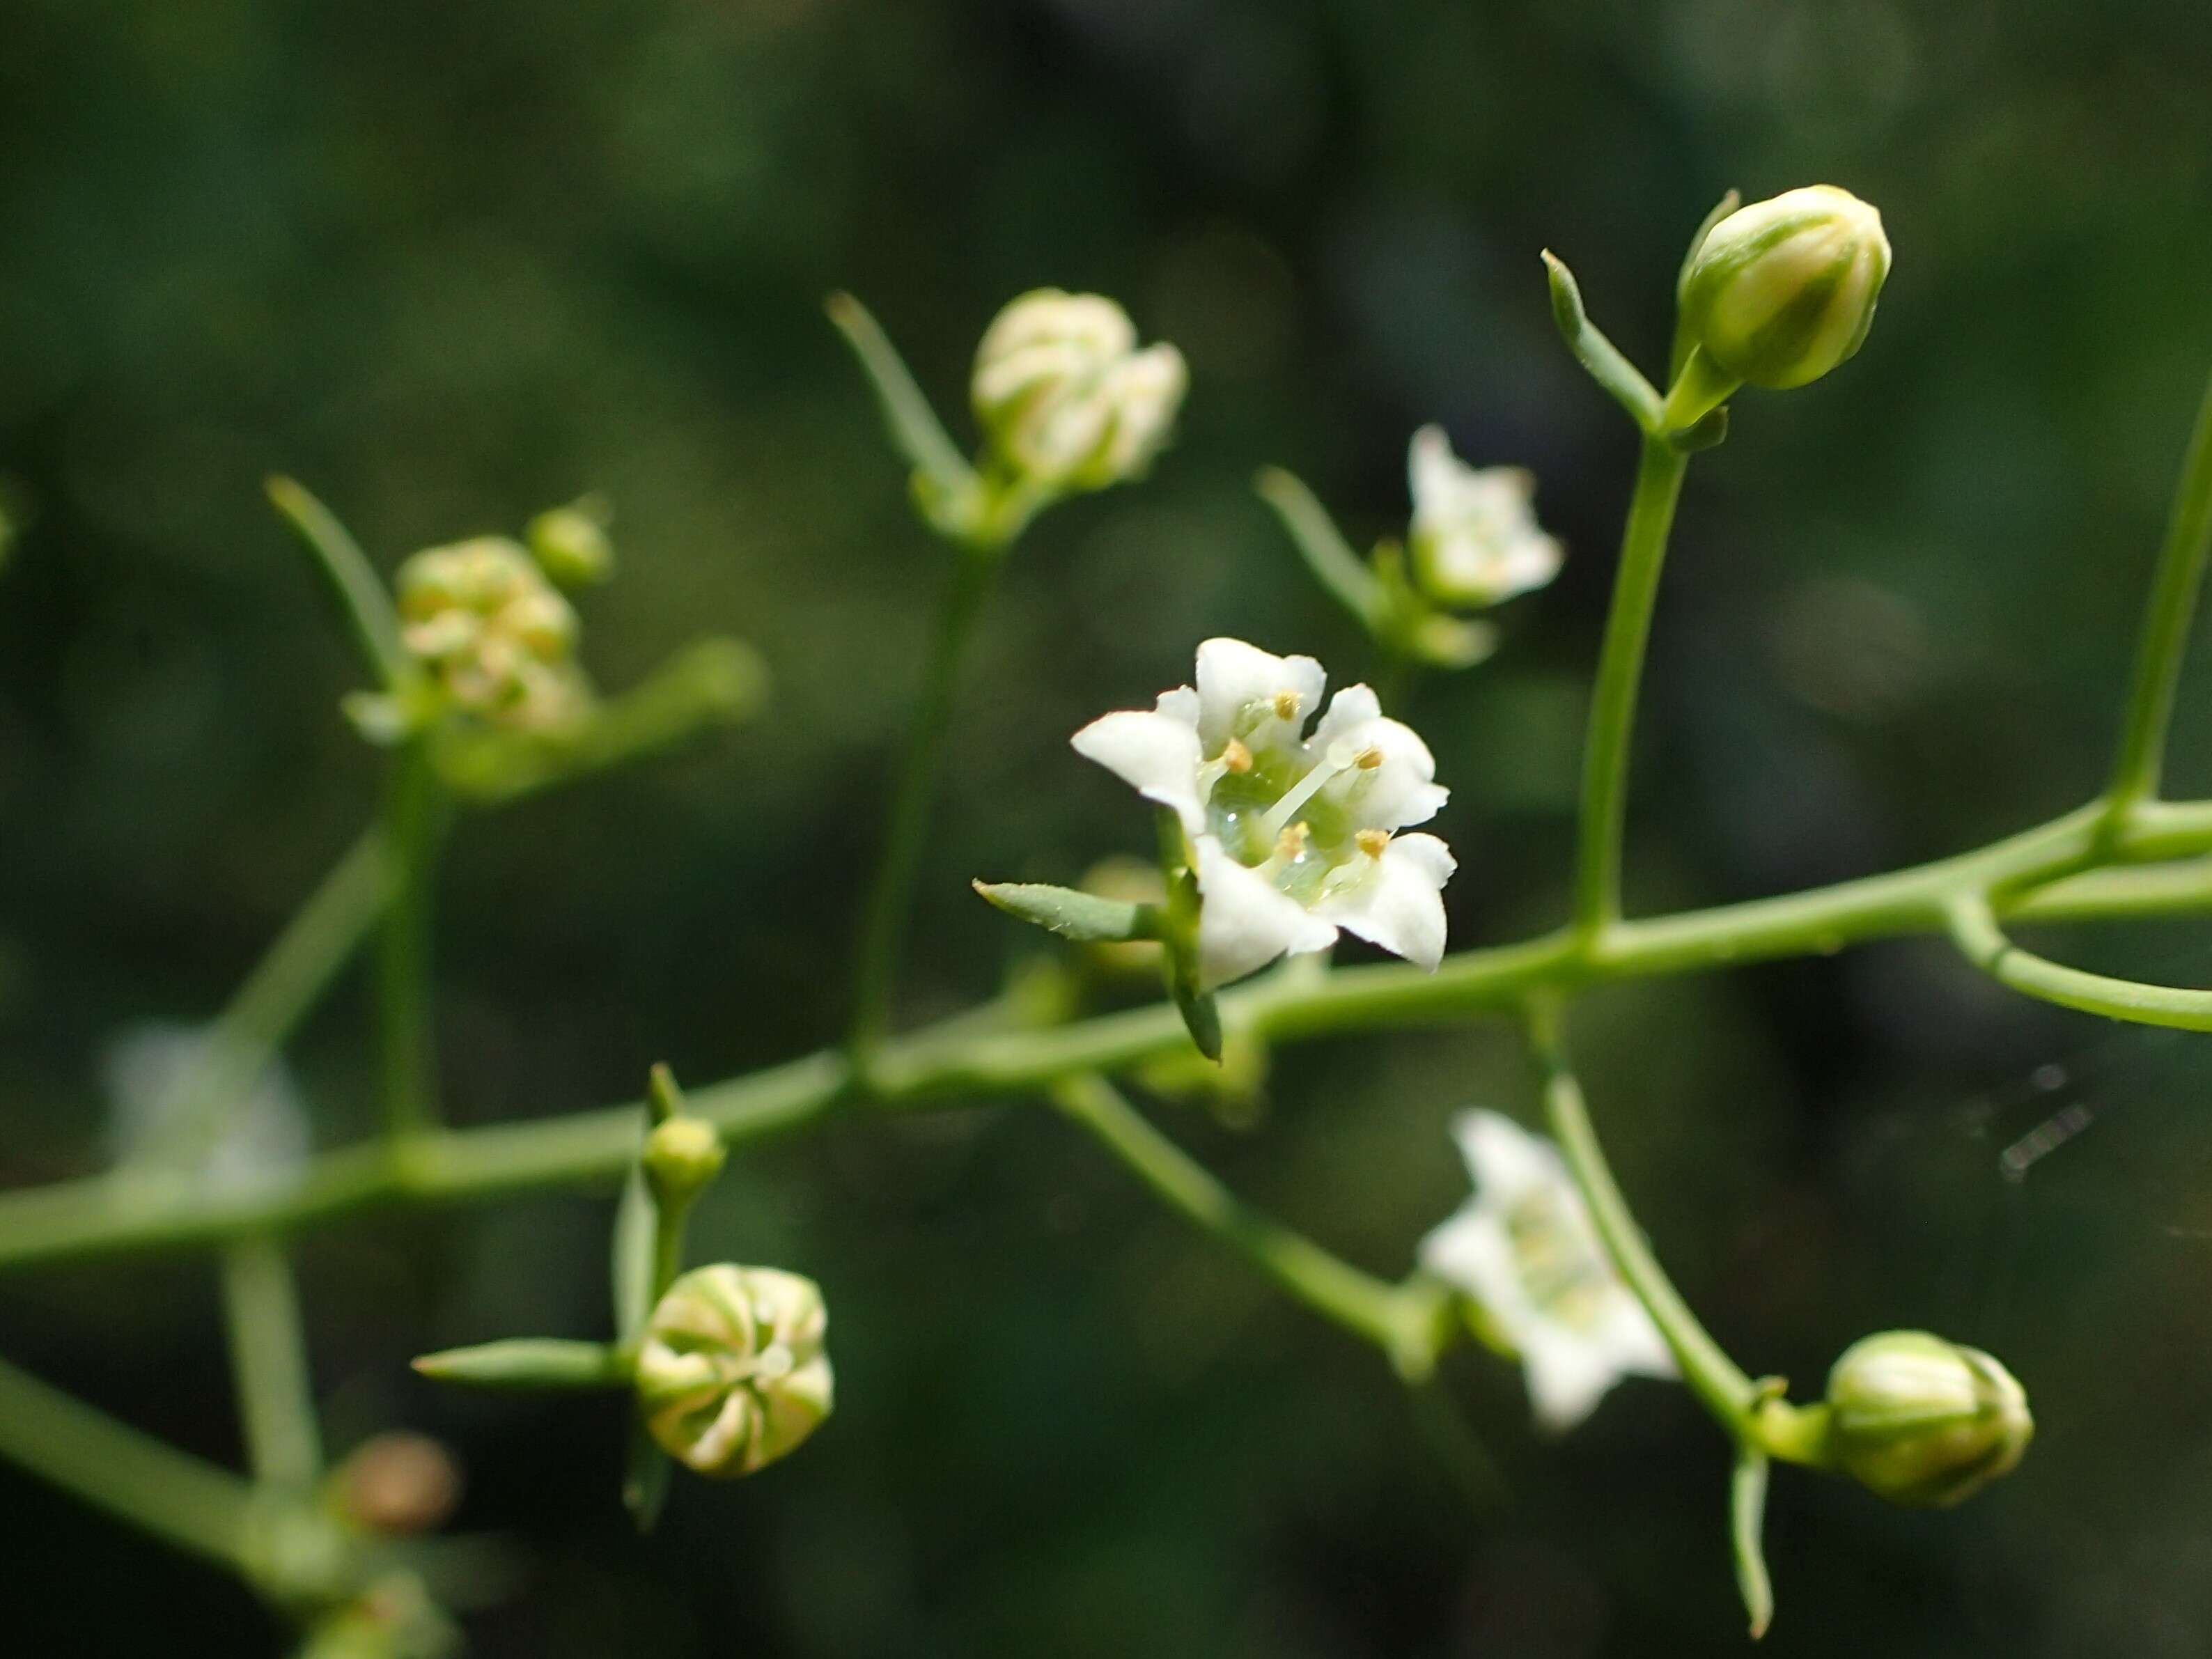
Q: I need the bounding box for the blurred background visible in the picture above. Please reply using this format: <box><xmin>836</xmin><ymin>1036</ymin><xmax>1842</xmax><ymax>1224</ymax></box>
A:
<box><xmin>3</xmin><ymin>0</ymin><xmax>2212</xmax><ymax>1652</ymax></box>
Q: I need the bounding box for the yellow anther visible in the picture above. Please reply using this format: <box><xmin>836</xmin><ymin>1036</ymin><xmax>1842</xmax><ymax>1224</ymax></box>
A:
<box><xmin>1221</xmin><ymin>738</ymin><xmax>1254</xmax><ymax>774</ymax></box>
<box><xmin>1277</xmin><ymin>821</ymin><xmax>1312</xmax><ymax>859</ymax></box>
<box><xmin>1271</xmin><ymin>689</ymin><xmax>1301</xmax><ymax>722</ymax></box>
<box><xmin>1355</xmin><ymin>746</ymin><xmax>1384</xmax><ymax>770</ymax></box>
<box><xmin>1355</xmin><ymin>828</ymin><xmax>1391</xmax><ymax>858</ymax></box>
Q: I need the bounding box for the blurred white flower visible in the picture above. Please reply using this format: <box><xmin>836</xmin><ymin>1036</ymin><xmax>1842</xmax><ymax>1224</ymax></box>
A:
<box><xmin>1406</xmin><ymin>426</ymin><xmax>1563</xmax><ymax>609</ymax></box>
<box><xmin>1419</xmin><ymin>1109</ymin><xmax>1674</xmax><ymax>1432</ymax></box>
<box><xmin>1072</xmin><ymin>637</ymin><xmax>1454</xmax><ymax>988</ymax></box>
<box><xmin>972</xmin><ymin>290</ymin><xmax>1187</xmax><ymax>492</ymax></box>
<box><xmin>103</xmin><ymin>1022</ymin><xmax>309</xmax><ymax>1192</ymax></box>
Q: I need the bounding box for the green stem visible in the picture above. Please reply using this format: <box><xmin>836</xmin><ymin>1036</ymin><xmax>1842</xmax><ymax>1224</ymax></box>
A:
<box><xmin>265</xmin><ymin>476</ymin><xmax>414</xmax><ymax>692</ymax></box>
<box><xmin>846</xmin><ymin>546</ymin><xmax>1005</xmax><ymax>1062</ymax></box>
<box><xmin>143</xmin><ymin>830</ymin><xmax>392</xmax><ymax>1172</ymax></box>
<box><xmin>13</xmin><ymin>795</ymin><xmax>2212</xmax><ymax>1275</ymax></box>
<box><xmin>1528</xmin><ymin>1008</ymin><xmax>1756</xmax><ymax>1423</ymax></box>
<box><xmin>377</xmin><ymin>745</ymin><xmax>447</xmax><ymax>1141</ymax></box>
<box><xmin>1731</xmin><ymin>1445</ymin><xmax>1775</xmax><ymax>1639</ymax></box>
<box><xmin>1946</xmin><ymin>892</ymin><xmax>2212</xmax><ymax>1030</ymax></box>
<box><xmin>219</xmin><ymin>1236</ymin><xmax>322</xmax><ymax>1492</ymax></box>
<box><xmin>2106</xmin><ymin>366</ymin><xmax>2212</xmax><ymax>814</ymax></box>
<box><xmin>1253</xmin><ymin>467</ymin><xmax>1388</xmax><ymax>624</ymax></box>
<box><xmin>0</xmin><ymin>1350</ymin><xmax>260</xmax><ymax>1573</ymax></box>
<box><xmin>1573</xmin><ymin>435</ymin><xmax>1691</xmax><ymax>935</ymax></box>
<box><xmin>1050</xmin><ymin>1073</ymin><xmax>1448</xmax><ymax>1374</ymax></box>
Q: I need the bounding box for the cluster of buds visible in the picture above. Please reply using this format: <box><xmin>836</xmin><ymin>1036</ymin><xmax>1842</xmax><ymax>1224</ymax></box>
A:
<box><xmin>972</xmin><ymin>290</ymin><xmax>1187</xmax><ymax>495</ymax></box>
<box><xmin>395</xmin><ymin>537</ymin><xmax>589</xmax><ymax>732</ymax></box>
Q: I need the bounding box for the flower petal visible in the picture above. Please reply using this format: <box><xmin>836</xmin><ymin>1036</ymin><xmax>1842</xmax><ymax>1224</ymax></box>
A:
<box><xmin>1193</xmin><ymin>836</ymin><xmax>1336</xmax><ymax>988</ymax></box>
<box><xmin>1070</xmin><ymin>695</ymin><xmax>1206</xmax><ymax>833</ymax></box>
<box><xmin>1449</xmin><ymin>1108</ymin><xmax>1564</xmax><ymax>1206</ymax></box>
<box><xmin>1314</xmin><ymin>832</ymin><xmax>1454</xmax><ymax>969</ymax></box>
<box><xmin>1193</xmin><ymin>637</ymin><xmax>1325</xmax><ymax>755</ymax></box>
<box><xmin>1312</xmin><ymin>687</ymin><xmax>1448</xmax><ymax>831</ymax></box>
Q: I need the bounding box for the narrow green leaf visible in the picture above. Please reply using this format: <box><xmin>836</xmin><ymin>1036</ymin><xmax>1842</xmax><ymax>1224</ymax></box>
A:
<box><xmin>265</xmin><ymin>476</ymin><xmax>414</xmax><ymax>692</ymax></box>
<box><xmin>410</xmin><ymin>1339</ymin><xmax>630</xmax><ymax>1392</ymax></box>
<box><xmin>1674</xmin><ymin>188</ymin><xmax>1743</xmax><ymax>376</ymax></box>
<box><xmin>1539</xmin><ymin>252</ymin><xmax>1663</xmax><ymax>432</ymax></box>
<box><xmin>825</xmin><ymin>292</ymin><xmax>981</xmax><ymax>517</ymax></box>
<box><xmin>623</xmin><ymin>1419</ymin><xmax>672</xmax><ymax>1533</ymax></box>
<box><xmin>973</xmin><ymin>880</ymin><xmax>1162</xmax><ymax>944</ymax></box>
<box><xmin>610</xmin><ymin>1164</ymin><xmax>657</xmax><ymax>1342</ymax></box>
<box><xmin>1253</xmin><ymin>467</ymin><xmax>1386</xmax><ymax>628</ymax></box>
<box><xmin>1731</xmin><ymin>1444</ymin><xmax>1775</xmax><ymax>1640</ymax></box>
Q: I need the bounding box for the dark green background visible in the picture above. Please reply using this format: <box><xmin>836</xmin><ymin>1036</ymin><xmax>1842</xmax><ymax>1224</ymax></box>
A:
<box><xmin>4</xmin><ymin>1</ymin><xmax>2212</xmax><ymax>1652</ymax></box>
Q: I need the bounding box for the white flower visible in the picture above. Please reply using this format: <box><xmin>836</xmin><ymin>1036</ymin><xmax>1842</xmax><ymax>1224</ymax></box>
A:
<box><xmin>103</xmin><ymin>1022</ymin><xmax>310</xmax><ymax>1192</ymax></box>
<box><xmin>972</xmin><ymin>290</ymin><xmax>1188</xmax><ymax>492</ymax></box>
<box><xmin>1419</xmin><ymin>1110</ymin><xmax>1675</xmax><ymax>1433</ymax></box>
<box><xmin>1406</xmin><ymin>426</ymin><xmax>1564</xmax><ymax>609</ymax></box>
<box><xmin>1071</xmin><ymin>637</ymin><xmax>1454</xmax><ymax>988</ymax></box>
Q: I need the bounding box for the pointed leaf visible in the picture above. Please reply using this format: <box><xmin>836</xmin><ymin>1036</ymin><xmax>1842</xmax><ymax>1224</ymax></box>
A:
<box><xmin>974</xmin><ymin>880</ymin><xmax>1162</xmax><ymax>944</ymax></box>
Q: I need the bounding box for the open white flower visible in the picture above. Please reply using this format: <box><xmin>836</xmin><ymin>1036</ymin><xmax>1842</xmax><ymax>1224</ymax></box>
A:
<box><xmin>1407</xmin><ymin>426</ymin><xmax>1564</xmax><ymax>609</ymax></box>
<box><xmin>103</xmin><ymin>1022</ymin><xmax>310</xmax><ymax>1193</ymax></box>
<box><xmin>1419</xmin><ymin>1110</ymin><xmax>1675</xmax><ymax>1433</ymax></box>
<box><xmin>1072</xmin><ymin>637</ymin><xmax>1454</xmax><ymax>988</ymax></box>
<box><xmin>972</xmin><ymin>290</ymin><xmax>1188</xmax><ymax>492</ymax></box>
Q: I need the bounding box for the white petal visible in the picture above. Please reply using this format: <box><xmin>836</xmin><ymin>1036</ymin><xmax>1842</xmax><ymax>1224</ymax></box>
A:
<box><xmin>1314</xmin><ymin>832</ymin><xmax>1454</xmax><ymax>969</ymax></box>
<box><xmin>1417</xmin><ymin>1208</ymin><xmax>1525</xmax><ymax>1325</ymax></box>
<box><xmin>1193</xmin><ymin>836</ymin><xmax>1336</xmax><ymax>989</ymax></box>
<box><xmin>1408</xmin><ymin>425</ymin><xmax>1462</xmax><ymax>519</ymax></box>
<box><xmin>1070</xmin><ymin>697</ymin><xmax>1206</xmax><ymax>834</ymax></box>
<box><xmin>1589</xmin><ymin>1291</ymin><xmax>1679</xmax><ymax>1384</ymax></box>
<box><xmin>1312</xmin><ymin>691</ymin><xmax>1447</xmax><ymax>831</ymax></box>
<box><xmin>1449</xmin><ymin>1108</ymin><xmax>1567</xmax><ymax>1206</ymax></box>
<box><xmin>1192</xmin><ymin>637</ymin><xmax>1325</xmax><ymax>754</ymax></box>
<box><xmin>1521</xmin><ymin>1327</ymin><xmax>1631</xmax><ymax>1434</ymax></box>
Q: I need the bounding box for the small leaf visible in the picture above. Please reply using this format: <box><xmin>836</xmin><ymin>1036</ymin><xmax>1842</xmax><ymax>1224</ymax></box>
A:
<box><xmin>1730</xmin><ymin>1444</ymin><xmax>1775</xmax><ymax>1640</ymax></box>
<box><xmin>1537</xmin><ymin>251</ymin><xmax>1663</xmax><ymax>431</ymax></box>
<box><xmin>973</xmin><ymin>880</ymin><xmax>1162</xmax><ymax>944</ymax></box>
<box><xmin>825</xmin><ymin>292</ymin><xmax>984</xmax><ymax>538</ymax></box>
<box><xmin>411</xmin><ymin>1339</ymin><xmax>630</xmax><ymax>1392</ymax></box>
<box><xmin>1667</xmin><ymin>405</ymin><xmax>1730</xmax><ymax>453</ymax></box>
<box><xmin>1253</xmin><ymin>467</ymin><xmax>1387</xmax><ymax>630</ymax></box>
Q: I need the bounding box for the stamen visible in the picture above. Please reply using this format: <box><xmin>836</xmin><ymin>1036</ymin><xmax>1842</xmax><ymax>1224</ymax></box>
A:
<box><xmin>1256</xmin><ymin>754</ymin><xmax>1346</xmax><ymax>841</ymax></box>
<box><xmin>1220</xmin><ymin>737</ymin><xmax>1254</xmax><ymax>774</ymax></box>
<box><xmin>1276</xmin><ymin>821</ymin><xmax>1312</xmax><ymax>861</ymax></box>
<box><xmin>1356</xmin><ymin>828</ymin><xmax>1391</xmax><ymax>858</ymax></box>
<box><xmin>1355</xmin><ymin>746</ymin><xmax>1384</xmax><ymax>771</ymax></box>
<box><xmin>1271</xmin><ymin>688</ymin><xmax>1301</xmax><ymax>723</ymax></box>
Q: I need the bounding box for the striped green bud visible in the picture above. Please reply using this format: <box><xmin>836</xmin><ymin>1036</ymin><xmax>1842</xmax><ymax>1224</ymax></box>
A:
<box><xmin>634</xmin><ymin>1265</ymin><xmax>834</xmax><ymax>1478</ymax></box>
<box><xmin>1823</xmin><ymin>1330</ymin><xmax>2032</xmax><ymax>1507</ymax></box>
<box><xmin>1679</xmin><ymin>185</ymin><xmax>1890</xmax><ymax>391</ymax></box>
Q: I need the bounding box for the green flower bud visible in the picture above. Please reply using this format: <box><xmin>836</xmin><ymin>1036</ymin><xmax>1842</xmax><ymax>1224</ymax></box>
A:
<box><xmin>634</xmin><ymin>1265</ymin><xmax>834</xmax><ymax>1478</ymax></box>
<box><xmin>1823</xmin><ymin>1330</ymin><xmax>2032</xmax><ymax>1507</ymax></box>
<box><xmin>395</xmin><ymin>537</ymin><xmax>589</xmax><ymax>731</ymax></box>
<box><xmin>971</xmin><ymin>290</ymin><xmax>1187</xmax><ymax>492</ymax></box>
<box><xmin>1679</xmin><ymin>185</ymin><xmax>1890</xmax><ymax>392</ymax></box>
<box><xmin>641</xmin><ymin>1115</ymin><xmax>725</xmax><ymax>1208</ymax></box>
<box><xmin>525</xmin><ymin>497</ymin><xmax>616</xmax><ymax>587</ymax></box>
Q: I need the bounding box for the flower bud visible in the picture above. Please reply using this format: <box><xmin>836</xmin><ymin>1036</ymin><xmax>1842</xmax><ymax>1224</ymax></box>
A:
<box><xmin>1823</xmin><ymin>1330</ymin><xmax>2032</xmax><ymax>1507</ymax></box>
<box><xmin>525</xmin><ymin>497</ymin><xmax>615</xmax><ymax>586</ymax></box>
<box><xmin>330</xmin><ymin>1432</ymin><xmax>462</xmax><ymax>1538</ymax></box>
<box><xmin>634</xmin><ymin>1264</ymin><xmax>834</xmax><ymax>1478</ymax></box>
<box><xmin>396</xmin><ymin>536</ymin><xmax>589</xmax><ymax>731</ymax></box>
<box><xmin>971</xmin><ymin>290</ymin><xmax>1187</xmax><ymax>492</ymax></box>
<box><xmin>1678</xmin><ymin>185</ymin><xmax>1890</xmax><ymax>391</ymax></box>
<box><xmin>641</xmin><ymin>1115</ymin><xmax>725</xmax><ymax>1208</ymax></box>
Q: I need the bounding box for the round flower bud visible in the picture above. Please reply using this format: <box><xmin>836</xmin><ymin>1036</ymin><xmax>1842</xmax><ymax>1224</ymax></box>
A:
<box><xmin>971</xmin><ymin>289</ymin><xmax>1187</xmax><ymax>492</ymax></box>
<box><xmin>330</xmin><ymin>1432</ymin><xmax>462</xmax><ymax>1538</ymax></box>
<box><xmin>634</xmin><ymin>1264</ymin><xmax>834</xmax><ymax>1478</ymax></box>
<box><xmin>395</xmin><ymin>536</ymin><xmax>589</xmax><ymax>731</ymax></box>
<box><xmin>641</xmin><ymin>1115</ymin><xmax>725</xmax><ymax>1208</ymax></box>
<box><xmin>1823</xmin><ymin>1330</ymin><xmax>2032</xmax><ymax>1508</ymax></box>
<box><xmin>526</xmin><ymin>499</ymin><xmax>615</xmax><ymax>586</ymax></box>
<box><xmin>1679</xmin><ymin>185</ymin><xmax>1890</xmax><ymax>391</ymax></box>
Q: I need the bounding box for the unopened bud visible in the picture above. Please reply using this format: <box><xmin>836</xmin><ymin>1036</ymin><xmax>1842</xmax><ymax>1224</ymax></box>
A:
<box><xmin>641</xmin><ymin>1116</ymin><xmax>725</xmax><ymax>1208</ymax></box>
<box><xmin>331</xmin><ymin>1432</ymin><xmax>462</xmax><ymax>1538</ymax></box>
<box><xmin>972</xmin><ymin>290</ymin><xmax>1187</xmax><ymax>492</ymax></box>
<box><xmin>396</xmin><ymin>536</ymin><xmax>589</xmax><ymax>730</ymax></box>
<box><xmin>635</xmin><ymin>1265</ymin><xmax>834</xmax><ymax>1478</ymax></box>
<box><xmin>526</xmin><ymin>497</ymin><xmax>616</xmax><ymax>586</ymax></box>
<box><xmin>1823</xmin><ymin>1330</ymin><xmax>2032</xmax><ymax>1507</ymax></box>
<box><xmin>1678</xmin><ymin>185</ymin><xmax>1890</xmax><ymax>393</ymax></box>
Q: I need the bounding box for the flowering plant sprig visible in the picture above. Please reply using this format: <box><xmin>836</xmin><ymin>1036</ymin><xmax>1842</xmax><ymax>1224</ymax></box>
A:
<box><xmin>11</xmin><ymin>180</ymin><xmax>2212</xmax><ymax>1655</ymax></box>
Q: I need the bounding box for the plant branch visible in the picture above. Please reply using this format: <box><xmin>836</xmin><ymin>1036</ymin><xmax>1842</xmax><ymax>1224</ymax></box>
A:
<box><xmin>377</xmin><ymin>745</ymin><xmax>447</xmax><ymax>1140</ymax></box>
<box><xmin>220</xmin><ymin>1236</ymin><xmax>323</xmax><ymax>1493</ymax></box>
<box><xmin>2106</xmin><ymin>366</ymin><xmax>2212</xmax><ymax>813</ymax></box>
<box><xmin>1947</xmin><ymin>891</ymin><xmax>2212</xmax><ymax>1029</ymax></box>
<box><xmin>1572</xmin><ymin>434</ymin><xmax>1692</xmax><ymax>935</ymax></box>
<box><xmin>1050</xmin><ymin>1073</ymin><xmax>1449</xmax><ymax>1375</ymax></box>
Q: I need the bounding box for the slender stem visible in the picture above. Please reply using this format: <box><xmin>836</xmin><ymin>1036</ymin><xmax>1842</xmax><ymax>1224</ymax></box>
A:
<box><xmin>13</xmin><ymin>793</ymin><xmax>2212</xmax><ymax>1275</ymax></box>
<box><xmin>1573</xmin><ymin>435</ymin><xmax>1691</xmax><ymax>935</ymax></box>
<box><xmin>2106</xmin><ymin>366</ymin><xmax>2212</xmax><ymax>813</ymax></box>
<box><xmin>1730</xmin><ymin>1446</ymin><xmax>1775</xmax><ymax>1639</ymax></box>
<box><xmin>1253</xmin><ymin>467</ymin><xmax>1387</xmax><ymax>624</ymax></box>
<box><xmin>219</xmin><ymin>1236</ymin><xmax>322</xmax><ymax>1492</ymax></box>
<box><xmin>0</xmin><ymin>1350</ymin><xmax>260</xmax><ymax>1573</ymax></box>
<box><xmin>377</xmin><ymin>745</ymin><xmax>446</xmax><ymax>1140</ymax></box>
<box><xmin>1050</xmin><ymin>1073</ymin><xmax>1448</xmax><ymax>1373</ymax></box>
<box><xmin>825</xmin><ymin>293</ymin><xmax>980</xmax><ymax>508</ymax></box>
<box><xmin>139</xmin><ymin>831</ymin><xmax>391</xmax><ymax>1171</ymax></box>
<box><xmin>846</xmin><ymin>547</ymin><xmax>1004</xmax><ymax>1061</ymax></box>
<box><xmin>1541</xmin><ymin>251</ymin><xmax>1665</xmax><ymax>431</ymax></box>
<box><xmin>1529</xmin><ymin>1008</ymin><xmax>1757</xmax><ymax>1424</ymax></box>
<box><xmin>1947</xmin><ymin>893</ymin><xmax>2212</xmax><ymax>1030</ymax></box>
